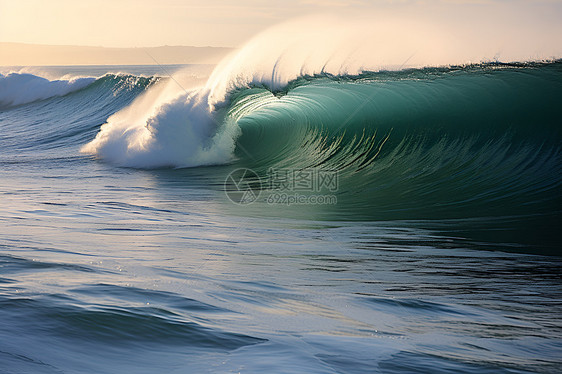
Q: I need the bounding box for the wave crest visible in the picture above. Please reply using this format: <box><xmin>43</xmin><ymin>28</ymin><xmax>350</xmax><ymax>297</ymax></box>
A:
<box><xmin>81</xmin><ymin>77</ymin><xmax>239</xmax><ymax>168</ymax></box>
<box><xmin>0</xmin><ymin>73</ymin><xmax>95</xmax><ymax>108</ymax></box>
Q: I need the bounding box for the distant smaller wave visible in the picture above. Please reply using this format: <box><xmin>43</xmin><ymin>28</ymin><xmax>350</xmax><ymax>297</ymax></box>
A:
<box><xmin>0</xmin><ymin>73</ymin><xmax>96</xmax><ymax>108</ymax></box>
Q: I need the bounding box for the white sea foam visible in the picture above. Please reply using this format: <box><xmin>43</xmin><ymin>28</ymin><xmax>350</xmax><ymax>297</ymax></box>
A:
<box><xmin>81</xmin><ymin>74</ymin><xmax>239</xmax><ymax>168</ymax></box>
<box><xmin>0</xmin><ymin>73</ymin><xmax>95</xmax><ymax>108</ymax></box>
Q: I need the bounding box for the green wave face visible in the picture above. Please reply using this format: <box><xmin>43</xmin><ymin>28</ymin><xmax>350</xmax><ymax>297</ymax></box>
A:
<box><xmin>222</xmin><ymin>63</ymin><xmax>562</xmax><ymax>250</ymax></box>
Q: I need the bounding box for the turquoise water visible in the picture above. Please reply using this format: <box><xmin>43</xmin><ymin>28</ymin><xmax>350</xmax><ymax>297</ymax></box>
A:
<box><xmin>0</xmin><ymin>63</ymin><xmax>561</xmax><ymax>373</ymax></box>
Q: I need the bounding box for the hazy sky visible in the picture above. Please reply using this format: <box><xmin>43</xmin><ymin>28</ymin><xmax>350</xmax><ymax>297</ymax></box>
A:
<box><xmin>1</xmin><ymin>0</ymin><xmax>561</xmax><ymax>48</ymax></box>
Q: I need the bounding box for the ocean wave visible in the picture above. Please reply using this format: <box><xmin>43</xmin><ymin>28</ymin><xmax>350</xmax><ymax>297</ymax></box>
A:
<box><xmin>0</xmin><ymin>72</ymin><xmax>96</xmax><ymax>108</ymax></box>
<box><xmin>80</xmin><ymin>76</ymin><xmax>238</xmax><ymax>168</ymax></box>
<box><xmin>77</xmin><ymin>62</ymin><xmax>562</xmax><ymax>233</ymax></box>
<box><xmin>81</xmin><ymin>12</ymin><xmax>562</xmax><ymax>169</ymax></box>
<box><xmin>74</xmin><ymin>12</ymin><xmax>562</xmax><ymax>245</ymax></box>
<box><xmin>0</xmin><ymin>73</ymin><xmax>157</xmax><ymax>156</ymax></box>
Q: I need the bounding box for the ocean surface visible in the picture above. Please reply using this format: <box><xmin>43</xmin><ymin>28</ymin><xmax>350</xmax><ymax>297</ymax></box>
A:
<box><xmin>1</xmin><ymin>60</ymin><xmax>561</xmax><ymax>374</ymax></box>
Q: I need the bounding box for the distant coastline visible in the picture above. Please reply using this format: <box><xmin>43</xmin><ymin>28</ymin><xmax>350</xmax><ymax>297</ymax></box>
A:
<box><xmin>0</xmin><ymin>42</ymin><xmax>233</xmax><ymax>66</ymax></box>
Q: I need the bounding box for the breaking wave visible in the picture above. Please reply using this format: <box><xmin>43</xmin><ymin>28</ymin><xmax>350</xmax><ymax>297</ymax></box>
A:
<box><xmin>2</xmin><ymin>13</ymin><xmax>560</xmax><ymax>249</ymax></box>
<box><xmin>0</xmin><ymin>73</ymin><xmax>96</xmax><ymax>108</ymax></box>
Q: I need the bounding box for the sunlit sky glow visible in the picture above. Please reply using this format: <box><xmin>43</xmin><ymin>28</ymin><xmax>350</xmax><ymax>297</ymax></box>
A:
<box><xmin>1</xmin><ymin>0</ymin><xmax>561</xmax><ymax>48</ymax></box>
